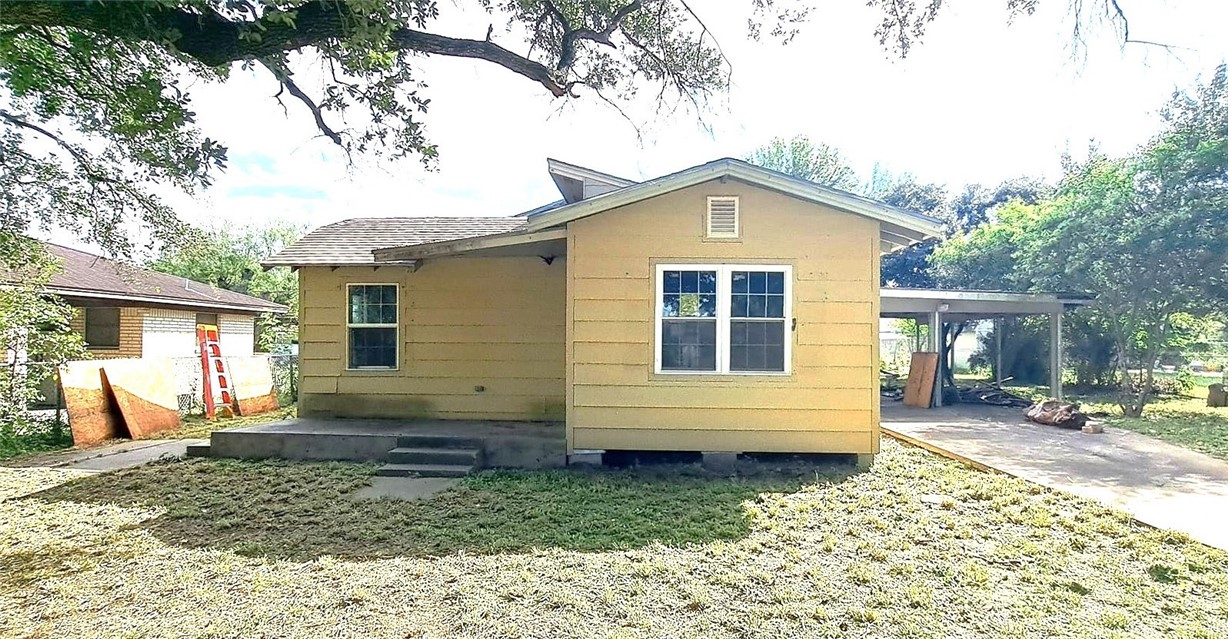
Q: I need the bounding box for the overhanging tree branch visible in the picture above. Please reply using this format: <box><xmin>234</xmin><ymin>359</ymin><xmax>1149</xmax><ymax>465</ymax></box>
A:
<box><xmin>258</xmin><ymin>59</ymin><xmax>344</xmax><ymax>147</ymax></box>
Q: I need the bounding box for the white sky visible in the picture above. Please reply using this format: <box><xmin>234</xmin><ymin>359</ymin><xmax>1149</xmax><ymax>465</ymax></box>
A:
<box><xmin>45</xmin><ymin>1</ymin><xmax>1228</xmax><ymax>251</ymax></box>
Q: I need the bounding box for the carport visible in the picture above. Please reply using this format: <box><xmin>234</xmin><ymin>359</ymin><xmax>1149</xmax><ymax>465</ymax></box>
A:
<box><xmin>880</xmin><ymin>288</ymin><xmax>1094</xmax><ymax>406</ymax></box>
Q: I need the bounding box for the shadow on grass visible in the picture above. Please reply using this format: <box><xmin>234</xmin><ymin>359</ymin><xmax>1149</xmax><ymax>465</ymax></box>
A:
<box><xmin>32</xmin><ymin>458</ymin><xmax>854</xmax><ymax>561</ymax></box>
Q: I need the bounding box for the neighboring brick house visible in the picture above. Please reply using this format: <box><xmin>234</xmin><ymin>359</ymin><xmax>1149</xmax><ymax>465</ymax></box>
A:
<box><xmin>44</xmin><ymin>243</ymin><xmax>287</xmax><ymax>359</ymax></box>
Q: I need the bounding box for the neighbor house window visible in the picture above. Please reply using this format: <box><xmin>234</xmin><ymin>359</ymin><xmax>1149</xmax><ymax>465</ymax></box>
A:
<box><xmin>347</xmin><ymin>284</ymin><xmax>398</xmax><ymax>369</ymax></box>
<box><xmin>655</xmin><ymin>265</ymin><xmax>791</xmax><ymax>374</ymax></box>
<box><xmin>84</xmin><ymin>307</ymin><xmax>121</xmax><ymax>349</ymax></box>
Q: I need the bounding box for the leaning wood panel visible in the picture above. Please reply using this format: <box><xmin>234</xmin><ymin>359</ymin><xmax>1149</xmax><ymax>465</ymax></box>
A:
<box><xmin>99</xmin><ymin>358</ymin><xmax>181</xmax><ymax>438</ymax></box>
<box><xmin>573</xmin><ymin>427</ymin><xmax>872</xmax><ymax>454</ymax></box>
<box><xmin>59</xmin><ymin>361</ymin><xmax>123</xmax><ymax>446</ymax></box>
<box><xmin>227</xmin><ymin>356</ymin><xmax>280</xmax><ymax>416</ymax></box>
<box><xmin>903</xmin><ymin>352</ymin><xmax>939</xmax><ymax>408</ymax></box>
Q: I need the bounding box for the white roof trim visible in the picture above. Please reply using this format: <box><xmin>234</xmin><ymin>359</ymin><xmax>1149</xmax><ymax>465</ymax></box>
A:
<box><xmin>373</xmin><ymin>228</ymin><xmax>568</xmax><ymax>262</ymax></box>
<box><xmin>546</xmin><ymin>158</ymin><xmax>637</xmax><ymax>190</ymax></box>
<box><xmin>880</xmin><ymin>288</ymin><xmax>1094</xmax><ymax>305</ymax></box>
<box><xmin>526</xmin><ymin>158</ymin><xmax>945</xmax><ymax>240</ymax></box>
<box><xmin>45</xmin><ymin>287</ymin><xmax>287</xmax><ymax>314</ymax></box>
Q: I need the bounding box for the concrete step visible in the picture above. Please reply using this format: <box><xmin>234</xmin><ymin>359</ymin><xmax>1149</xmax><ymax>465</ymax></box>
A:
<box><xmin>396</xmin><ymin>434</ymin><xmax>484</xmax><ymax>450</ymax></box>
<box><xmin>386</xmin><ymin>446</ymin><xmax>480</xmax><ymax>466</ymax></box>
<box><xmin>376</xmin><ymin>463</ymin><xmax>474</xmax><ymax>478</ymax></box>
<box><xmin>185</xmin><ymin>442</ymin><xmax>212</xmax><ymax>458</ymax></box>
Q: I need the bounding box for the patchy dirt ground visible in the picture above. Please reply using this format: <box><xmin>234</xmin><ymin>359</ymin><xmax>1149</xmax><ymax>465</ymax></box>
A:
<box><xmin>2</xmin><ymin>440</ymin><xmax>1226</xmax><ymax>638</ymax></box>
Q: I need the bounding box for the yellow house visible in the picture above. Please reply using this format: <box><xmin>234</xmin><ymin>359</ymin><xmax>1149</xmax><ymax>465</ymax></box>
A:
<box><xmin>265</xmin><ymin>158</ymin><xmax>942</xmax><ymax>464</ymax></box>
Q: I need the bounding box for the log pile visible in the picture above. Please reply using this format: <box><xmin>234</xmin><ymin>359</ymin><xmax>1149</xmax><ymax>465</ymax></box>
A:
<box><xmin>1024</xmin><ymin>400</ymin><xmax>1091</xmax><ymax>430</ymax></box>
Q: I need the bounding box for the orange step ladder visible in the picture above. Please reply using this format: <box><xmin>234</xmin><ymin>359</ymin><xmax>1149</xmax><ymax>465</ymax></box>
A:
<box><xmin>197</xmin><ymin>324</ymin><xmax>234</xmax><ymax>419</ymax></box>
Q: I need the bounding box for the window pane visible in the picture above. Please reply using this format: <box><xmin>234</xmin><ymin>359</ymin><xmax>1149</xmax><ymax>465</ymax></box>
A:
<box><xmin>729</xmin><ymin>320</ymin><xmax>785</xmax><ymax>372</ymax></box>
<box><xmin>349</xmin><ymin>285</ymin><xmax>397</xmax><ymax>326</ymax></box>
<box><xmin>732</xmin><ymin>271</ymin><xmax>748</xmax><ymax>293</ymax></box>
<box><xmin>661</xmin><ymin>319</ymin><xmax>716</xmax><ymax>371</ymax></box>
<box><xmin>349</xmin><ymin>327</ymin><xmax>397</xmax><ymax>368</ymax></box>
<box><xmin>750</xmin><ymin>271</ymin><xmax>766</xmax><ymax>294</ymax></box>
<box><xmin>732</xmin><ymin>271</ymin><xmax>785</xmax><ymax>319</ymax></box>
<box><xmin>664</xmin><ymin>270</ymin><xmax>681</xmax><ymax>293</ymax></box>
<box><xmin>85</xmin><ymin>307</ymin><xmax>121</xmax><ymax>348</ymax></box>
<box><xmin>662</xmin><ymin>271</ymin><xmax>717</xmax><ymax>318</ymax></box>
<box><xmin>767</xmin><ymin>272</ymin><xmax>785</xmax><ymax>294</ymax></box>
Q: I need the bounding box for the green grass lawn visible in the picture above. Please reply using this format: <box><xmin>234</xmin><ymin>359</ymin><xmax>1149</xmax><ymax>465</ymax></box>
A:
<box><xmin>3</xmin><ymin>440</ymin><xmax>1226</xmax><ymax>638</ymax></box>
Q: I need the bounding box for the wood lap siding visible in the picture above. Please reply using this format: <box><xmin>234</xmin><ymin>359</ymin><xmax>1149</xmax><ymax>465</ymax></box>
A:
<box><xmin>298</xmin><ymin>257</ymin><xmax>567</xmax><ymax>420</ymax></box>
<box><xmin>566</xmin><ymin>179</ymin><xmax>881</xmax><ymax>454</ymax></box>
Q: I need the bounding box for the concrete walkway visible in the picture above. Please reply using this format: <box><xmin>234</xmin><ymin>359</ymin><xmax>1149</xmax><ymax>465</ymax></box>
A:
<box><xmin>3</xmin><ymin>439</ymin><xmax>205</xmax><ymax>474</ymax></box>
<box><xmin>883</xmin><ymin>403</ymin><xmax>1228</xmax><ymax>551</ymax></box>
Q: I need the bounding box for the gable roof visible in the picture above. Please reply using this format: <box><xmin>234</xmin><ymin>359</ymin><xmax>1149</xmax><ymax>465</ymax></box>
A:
<box><xmin>270</xmin><ymin>157</ymin><xmax>947</xmax><ymax>267</ymax></box>
<box><xmin>547</xmin><ymin>158</ymin><xmax>638</xmax><ymax>203</ymax></box>
<box><xmin>41</xmin><ymin>243</ymin><xmax>288</xmax><ymax>314</ymax></box>
<box><xmin>524</xmin><ymin>158</ymin><xmax>945</xmax><ymax>248</ymax></box>
<box><xmin>262</xmin><ymin>217</ymin><xmax>528</xmax><ymax>267</ymax></box>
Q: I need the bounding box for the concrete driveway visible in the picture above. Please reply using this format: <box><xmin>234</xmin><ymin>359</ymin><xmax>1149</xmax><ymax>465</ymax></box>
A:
<box><xmin>882</xmin><ymin>402</ymin><xmax>1228</xmax><ymax>552</ymax></box>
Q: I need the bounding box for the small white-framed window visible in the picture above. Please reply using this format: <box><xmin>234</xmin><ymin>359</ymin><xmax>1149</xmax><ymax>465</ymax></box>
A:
<box><xmin>705</xmin><ymin>196</ymin><xmax>740</xmax><ymax>239</ymax></box>
<box><xmin>346</xmin><ymin>283</ymin><xmax>398</xmax><ymax>370</ymax></box>
<box><xmin>654</xmin><ymin>264</ymin><xmax>792</xmax><ymax>375</ymax></box>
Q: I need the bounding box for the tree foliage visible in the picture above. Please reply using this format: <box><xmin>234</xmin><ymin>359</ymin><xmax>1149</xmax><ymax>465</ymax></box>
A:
<box><xmin>149</xmin><ymin>221</ymin><xmax>304</xmax><ymax>350</ymax></box>
<box><xmin>746</xmin><ymin>135</ymin><xmax>859</xmax><ymax>191</ymax></box>
<box><xmin>933</xmin><ymin>64</ymin><xmax>1228</xmax><ymax>416</ymax></box>
<box><xmin>0</xmin><ymin>233</ymin><xmax>87</xmax><ymax>436</ymax></box>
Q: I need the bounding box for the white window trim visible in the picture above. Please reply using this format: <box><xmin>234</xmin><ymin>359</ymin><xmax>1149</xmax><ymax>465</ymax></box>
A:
<box><xmin>345</xmin><ymin>283</ymin><xmax>399</xmax><ymax>371</ymax></box>
<box><xmin>654</xmin><ymin>264</ymin><xmax>793</xmax><ymax>376</ymax></box>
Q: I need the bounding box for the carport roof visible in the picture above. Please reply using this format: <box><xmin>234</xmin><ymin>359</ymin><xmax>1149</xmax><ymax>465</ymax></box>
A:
<box><xmin>880</xmin><ymin>288</ymin><xmax>1093</xmax><ymax>320</ymax></box>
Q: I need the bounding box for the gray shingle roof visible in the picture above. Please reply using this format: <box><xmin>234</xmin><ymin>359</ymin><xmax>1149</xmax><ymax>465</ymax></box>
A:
<box><xmin>42</xmin><ymin>243</ymin><xmax>288</xmax><ymax>314</ymax></box>
<box><xmin>263</xmin><ymin>217</ymin><xmax>528</xmax><ymax>267</ymax></box>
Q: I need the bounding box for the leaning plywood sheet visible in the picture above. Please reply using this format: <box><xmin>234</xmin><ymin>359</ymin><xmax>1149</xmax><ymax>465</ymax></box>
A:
<box><xmin>59</xmin><ymin>360</ymin><xmax>124</xmax><ymax>446</ymax></box>
<box><xmin>100</xmin><ymin>358</ymin><xmax>181</xmax><ymax>438</ymax></box>
<box><xmin>227</xmin><ymin>356</ymin><xmax>280</xmax><ymax>415</ymax></box>
<box><xmin>903</xmin><ymin>352</ymin><xmax>939</xmax><ymax>408</ymax></box>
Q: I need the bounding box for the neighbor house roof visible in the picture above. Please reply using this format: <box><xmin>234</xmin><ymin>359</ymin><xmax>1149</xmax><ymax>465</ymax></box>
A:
<box><xmin>40</xmin><ymin>243</ymin><xmax>288</xmax><ymax>314</ymax></box>
<box><xmin>262</xmin><ymin>217</ymin><xmax>529</xmax><ymax>267</ymax></box>
<box><xmin>267</xmin><ymin>157</ymin><xmax>947</xmax><ymax>267</ymax></box>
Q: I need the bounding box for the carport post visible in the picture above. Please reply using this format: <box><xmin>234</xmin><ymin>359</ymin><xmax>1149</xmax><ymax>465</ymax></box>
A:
<box><xmin>1049</xmin><ymin>311</ymin><xmax>1063</xmax><ymax>400</ymax></box>
<box><xmin>929</xmin><ymin>310</ymin><xmax>943</xmax><ymax>407</ymax></box>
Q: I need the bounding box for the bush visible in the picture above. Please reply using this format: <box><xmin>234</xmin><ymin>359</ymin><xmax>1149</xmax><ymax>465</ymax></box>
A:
<box><xmin>0</xmin><ymin>416</ymin><xmax>73</xmax><ymax>460</ymax></box>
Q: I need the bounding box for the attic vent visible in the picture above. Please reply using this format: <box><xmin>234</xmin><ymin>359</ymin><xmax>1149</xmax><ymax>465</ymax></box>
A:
<box><xmin>705</xmin><ymin>196</ymin><xmax>740</xmax><ymax>239</ymax></box>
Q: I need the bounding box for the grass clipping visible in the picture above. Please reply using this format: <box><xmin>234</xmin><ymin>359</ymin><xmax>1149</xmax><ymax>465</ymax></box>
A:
<box><xmin>2</xmin><ymin>440</ymin><xmax>1226</xmax><ymax>638</ymax></box>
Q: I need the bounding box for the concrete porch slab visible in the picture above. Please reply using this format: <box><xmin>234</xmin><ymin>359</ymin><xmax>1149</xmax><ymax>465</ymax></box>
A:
<box><xmin>209</xmin><ymin>418</ymin><xmax>565</xmax><ymax>469</ymax></box>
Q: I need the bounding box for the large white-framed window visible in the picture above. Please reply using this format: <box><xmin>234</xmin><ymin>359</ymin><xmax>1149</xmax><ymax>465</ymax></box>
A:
<box><xmin>346</xmin><ymin>283</ymin><xmax>399</xmax><ymax>370</ymax></box>
<box><xmin>654</xmin><ymin>264</ymin><xmax>792</xmax><ymax>375</ymax></box>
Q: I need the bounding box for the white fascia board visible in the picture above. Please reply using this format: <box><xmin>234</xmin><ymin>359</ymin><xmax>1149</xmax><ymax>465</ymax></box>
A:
<box><xmin>526</xmin><ymin>159</ymin><xmax>946</xmax><ymax>239</ymax></box>
<box><xmin>880</xmin><ymin>288</ymin><xmax>1095</xmax><ymax>306</ymax></box>
<box><xmin>546</xmin><ymin>158</ymin><xmax>637</xmax><ymax>189</ymax></box>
